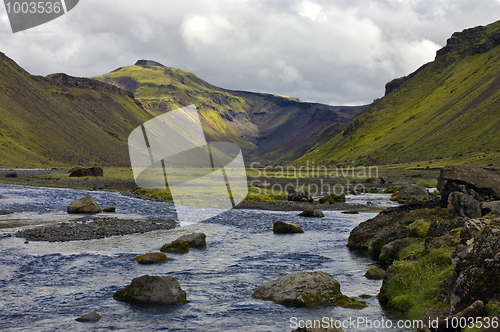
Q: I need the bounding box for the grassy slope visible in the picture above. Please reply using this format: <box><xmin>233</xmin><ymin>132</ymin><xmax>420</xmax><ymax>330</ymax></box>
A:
<box><xmin>94</xmin><ymin>61</ymin><xmax>364</xmax><ymax>162</ymax></box>
<box><xmin>0</xmin><ymin>53</ymin><xmax>154</xmax><ymax>167</ymax></box>
<box><xmin>293</xmin><ymin>21</ymin><xmax>500</xmax><ymax>169</ymax></box>
<box><xmin>94</xmin><ymin>61</ymin><xmax>257</xmax><ymax>151</ymax></box>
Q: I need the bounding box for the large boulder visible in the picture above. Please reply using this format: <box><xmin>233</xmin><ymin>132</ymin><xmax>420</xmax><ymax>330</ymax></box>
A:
<box><xmin>396</xmin><ymin>184</ymin><xmax>429</xmax><ymax>202</ymax></box>
<box><xmin>288</xmin><ymin>186</ymin><xmax>312</xmax><ymax>202</ymax></box>
<box><xmin>298</xmin><ymin>207</ymin><xmax>324</xmax><ymax>218</ymax></box>
<box><xmin>160</xmin><ymin>233</ymin><xmax>206</xmax><ymax>253</ymax></box>
<box><xmin>173</xmin><ymin>233</ymin><xmax>206</xmax><ymax>248</ymax></box>
<box><xmin>273</xmin><ymin>221</ymin><xmax>304</xmax><ymax>234</ymax></box>
<box><xmin>451</xmin><ymin>218</ymin><xmax>500</xmax><ymax>313</ymax></box>
<box><xmin>482</xmin><ymin>201</ymin><xmax>500</xmax><ymax>215</ymax></box>
<box><xmin>379</xmin><ymin>239</ymin><xmax>408</xmax><ymax>265</ymax></box>
<box><xmin>437</xmin><ymin>165</ymin><xmax>500</xmax><ymax>204</ymax></box>
<box><xmin>447</xmin><ymin>191</ymin><xmax>481</xmax><ymax>219</ymax></box>
<box><xmin>364</xmin><ymin>268</ymin><xmax>386</xmax><ymax>280</ymax></box>
<box><xmin>69</xmin><ymin>167</ymin><xmax>104</xmax><ymax>177</ymax></box>
<box><xmin>134</xmin><ymin>252</ymin><xmax>168</xmax><ymax>264</ymax></box>
<box><xmin>252</xmin><ymin>271</ymin><xmax>366</xmax><ymax>308</ymax></box>
<box><xmin>427</xmin><ymin>217</ymin><xmax>467</xmax><ymax>238</ymax></box>
<box><xmin>319</xmin><ymin>194</ymin><xmax>346</xmax><ymax>204</ymax></box>
<box><xmin>113</xmin><ymin>275</ymin><xmax>186</xmax><ymax>305</ymax></box>
<box><xmin>347</xmin><ymin>198</ymin><xmax>442</xmax><ymax>256</ymax></box>
<box><xmin>75</xmin><ymin>311</ymin><xmax>101</xmax><ymax>322</ymax></box>
<box><xmin>67</xmin><ymin>195</ymin><xmax>102</xmax><ymax>213</ymax></box>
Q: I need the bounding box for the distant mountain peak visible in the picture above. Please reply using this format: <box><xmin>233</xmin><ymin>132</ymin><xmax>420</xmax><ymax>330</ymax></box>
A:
<box><xmin>134</xmin><ymin>60</ymin><xmax>165</xmax><ymax>68</ymax></box>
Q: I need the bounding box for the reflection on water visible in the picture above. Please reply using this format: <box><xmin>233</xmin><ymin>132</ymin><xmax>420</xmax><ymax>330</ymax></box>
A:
<box><xmin>0</xmin><ymin>184</ymin><xmax>409</xmax><ymax>331</ymax></box>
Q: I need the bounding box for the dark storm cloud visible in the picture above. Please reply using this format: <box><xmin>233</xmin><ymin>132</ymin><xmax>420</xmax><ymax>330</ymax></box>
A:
<box><xmin>1</xmin><ymin>0</ymin><xmax>500</xmax><ymax>105</ymax></box>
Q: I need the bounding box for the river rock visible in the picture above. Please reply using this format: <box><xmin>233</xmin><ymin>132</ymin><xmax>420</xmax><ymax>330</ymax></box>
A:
<box><xmin>447</xmin><ymin>191</ymin><xmax>481</xmax><ymax>219</ymax></box>
<box><xmin>113</xmin><ymin>275</ymin><xmax>187</xmax><ymax>305</ymax></box>
<box><xmin>396</xmin><ymin>184</ymin><xmax>429</xmax><ymax>203</ymax></box>
<box><xmin>67</xmin><ymin>195</ymin><xmax>102</xmax><ymax>213</ymax></box>
<box><xmin>5</xmin><ymin>172</ymin><xmax>17</xmax><ymax>178</ymax></box>
<box><xmin>75</xmin><ymin>311</ymin><xmax>101</xmax><ymax>322</ymax></box>
<box><xmin>364</xmin><ymin>268</ymin><xmax>386</xmax><ymax>280</ymax></box>
<box><xmin>273</xmin><ymin>221</ymin><xmax>304</xmax><ymax>234</ymax></box>
<box><xmin>451</xmin><ymin>218</ymin><xmax>500</xmax><ymax>313</ymax></box>
<box><xmin>365</xmin><ymin>177</ymin><xmax>385</xmax><ymax>185</ymax></box>
<box><xmin>347</xmin><ymin>198</ymin><xmax>441</xmax><ymax>256</ymax></box>
<box><xmin>460</xmin><ymin>218</ymin><xmax>490</xmax><ymax>240</ymax></box>
<box><xmin>134</xmin><ymin>252</ymin><xmax>168</xmax><ymax>264</ymax></box>
<box><xmin>319</xmin><ymin>194</ymin><xmax>346</xmax><ymax>204</ymax></box>
<box><xmin>298</xmin><ymin>207</ymin><xmax>324</xmax><ymax>218</ymax></box>
<box><xmin>103</xmin><ymin>207</ymin><xmax>116</xmax><ymax>213</ymax></box>
<box><xmin>174</xmin><ymin>233</ymin><xmax>206</xmax><ymax>248</ymax></box>
<box><xmin>160</xmin><ymin>241</ymin><xmax>190</xmax><ymax>253</ymax></box>
<box><xmin>160</xmin><ymin>233</ymin><xmax>206</xmax><ymax>253</ymax></box>
<box><xmin>424</xmin><ymin>234</ymin><xmax>457</xmax><ymax>253</ymax></box>
<box><xmin>437</xmin><ymin>165</ymin><xmax>500</xmax><ymax>204</ymax></box>
<box><xmin>69</xmin><ymin>167</ymin><xmax>104</xmax><ymax>177</ymax></box>
<box><xmin>427</xmin><ymin>217</ymin><xmax>467</xmax><ymax>238</ymax></box>
<box><xmin>252</xmin><ymin>271</ymin><xmax>365</xmax><ymax>308</ymax></box>
<box><xmin>454</xmin><ymin>300</ymin><xmax>485</xmax><ymax>319</ymax></box>
<box><xmin>288</xmin><ymin>186</ymin><xmax>312</xmax><ymax>202</ymax></box>
<box><xmin>379</xmin><ymin>239</ymin><xmax>407</xmax><ymax>265</ymax></box>
<box><xmin>481</xmin><ymin>201</ymin><xmax>500</xmax><ymax>215</ymax></box>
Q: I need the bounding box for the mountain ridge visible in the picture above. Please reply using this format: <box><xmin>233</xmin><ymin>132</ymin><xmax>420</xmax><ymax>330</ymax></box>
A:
<box><xmin>293</xmin><ymin>20</ymin><xmax>500</xmax><ymax>169</ymax></box>
<box><xmin>94</xmin><ymin>60</ymin><xmax>366</xmax><ymax>162</ymax></box>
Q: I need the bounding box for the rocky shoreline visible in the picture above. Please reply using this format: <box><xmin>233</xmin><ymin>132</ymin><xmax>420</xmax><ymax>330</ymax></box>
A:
<box><xmin>16</xmin><ymin>217</ymin><xmax>178</xmax><ymax>242</ymax></box>
<box><xmin>347</xmin><ymin>165</ymin><xmax>500</xmax><ymax>332</ymax></box>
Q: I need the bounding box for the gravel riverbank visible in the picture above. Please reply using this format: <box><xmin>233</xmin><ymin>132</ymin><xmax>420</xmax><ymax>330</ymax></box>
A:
<box><xmin>16</xmin><ymin>216</ymin><xmax>178</xmax><ymax>242</ymax></box>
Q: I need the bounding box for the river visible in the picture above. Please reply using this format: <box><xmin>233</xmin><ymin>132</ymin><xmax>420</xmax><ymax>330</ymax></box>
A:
<box><xmin>0</xmin><ymin>184</ymin><xmax>411</xmax><ymax>331</ymax></box>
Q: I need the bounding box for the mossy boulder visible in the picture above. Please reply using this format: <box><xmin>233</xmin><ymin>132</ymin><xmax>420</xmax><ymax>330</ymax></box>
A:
<box><xmin>447</xmin><ymin>191</ymin><xmax>481</xmax><ymax>219</ymax></box>
<box><xmin>319</xmin><ymin>194</ymin><xmax>346</xmax><ymax>204</ymax></box>
<box><xmin>379</xmin><ymin>239</ymin><xmax>408</xmax><ymax>265</ymax></box>
<box><xmin>396</xmin><ymin>184</ymin><xmax>429</xmax><ymax>203</ymax></box>
<box><xmin>160</xmin><ymin>241</ymin><xmax>190</xmax><ymax>253</ymax></box>
<box><xmin>273</xmin><ymin>221</ymin><xmax>303</xmax><ymax>234</ymax></box>
<box><xmin>160</xmin><ymin>232</ymin><xmax>206</xmax><ymax>253</ymax></box>
<box><xmin>113</xmin><ymin>275</ymin><xmax>186</xmax><ymax>306</ymax></box>
<box><xmin>174</xmin><ymin>233</ymin><xmax>206</xmax><ymax>248</ymax></box>
<box><xmin>67</xmin><ymin>195</ymin><xmax>102</xmax><ymax>214</ymax></box>
<box><xmin>451</xmin><ymin>218</ymin><xmax>500</xmax><ymax>313</ymax></box>
<box><xmin>364</xmin><ymin>267</ymin><xmax>386</xmax><ymax>280</ymax></box>
<box><xmin>134</xmin><ymin>252</ymin><xmax>168</xmax><ymax>264</ymax></box>
<box><xmin>437</xmin><ymin>165</ymin><xmax>500</xmax><ymax>205</ymax></box>
<box><xmin>347</xmin><ymin>198</ymin><xmax>443</xmax><ymax>256</ymax></box>
<box><xmin>298</xmin><ymin>207</ymin><xmax>324</xmax><ymax>218</ymax></box>
<box><xmin>252</xmin><ymin>271</ymin><xmax>366</xmax><ymax>308</ymax></box>
<box><xmin>288</xmin><ymin>186</ymin><xmax>312</xmax><ymax>202</ymax></box>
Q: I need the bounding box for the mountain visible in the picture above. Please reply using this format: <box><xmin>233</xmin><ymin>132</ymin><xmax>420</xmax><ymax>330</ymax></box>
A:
<box><xmin>294</xmin><ymin>20</ymin><xmax>500</xmax><ymax>168</ymax></box>
<box><xmin>0</xmin><ymin>52</ymin><xmax>155</xmax><ymax>167</ymax></box>
<box><xmin>93</xmin><ymin>60</ymin><xmax>366</xmax><ymax>162</ymax></box>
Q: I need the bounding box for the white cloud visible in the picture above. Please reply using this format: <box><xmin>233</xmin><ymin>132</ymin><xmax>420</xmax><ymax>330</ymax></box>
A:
<box><xmin>1</xmin><ymin>0</ymin><xmax>500</xmax><ymax>104</ymax></box>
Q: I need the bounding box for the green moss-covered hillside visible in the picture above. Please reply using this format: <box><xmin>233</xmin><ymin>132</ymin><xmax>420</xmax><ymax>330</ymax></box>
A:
<box><xmin>294</xmin><ymin>20</ymin><xmax>500</xmax><ymax>168</ymax></box>
<box><xmin>0</xmin><ymin>53</ymin><xmax>154</xmax><ymax>167</ymax></box>
<box><xmin>94</xmin><ymin>60</ymin><xmax>366</xmax><ymax>162</ymax></box>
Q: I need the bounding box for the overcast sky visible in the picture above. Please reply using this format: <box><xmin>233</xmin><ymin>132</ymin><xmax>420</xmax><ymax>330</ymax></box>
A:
<box><xmin>1</xmin><ymin>0</ymin><xmax>500</xmax><ymax>105</ymax></box>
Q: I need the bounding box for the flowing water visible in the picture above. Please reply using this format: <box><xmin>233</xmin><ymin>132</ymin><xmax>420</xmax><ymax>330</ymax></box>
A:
<box><xmin>0</xmin><ymin>184</ymin><xmax>411</xmax><ymax>331</ymax></box>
